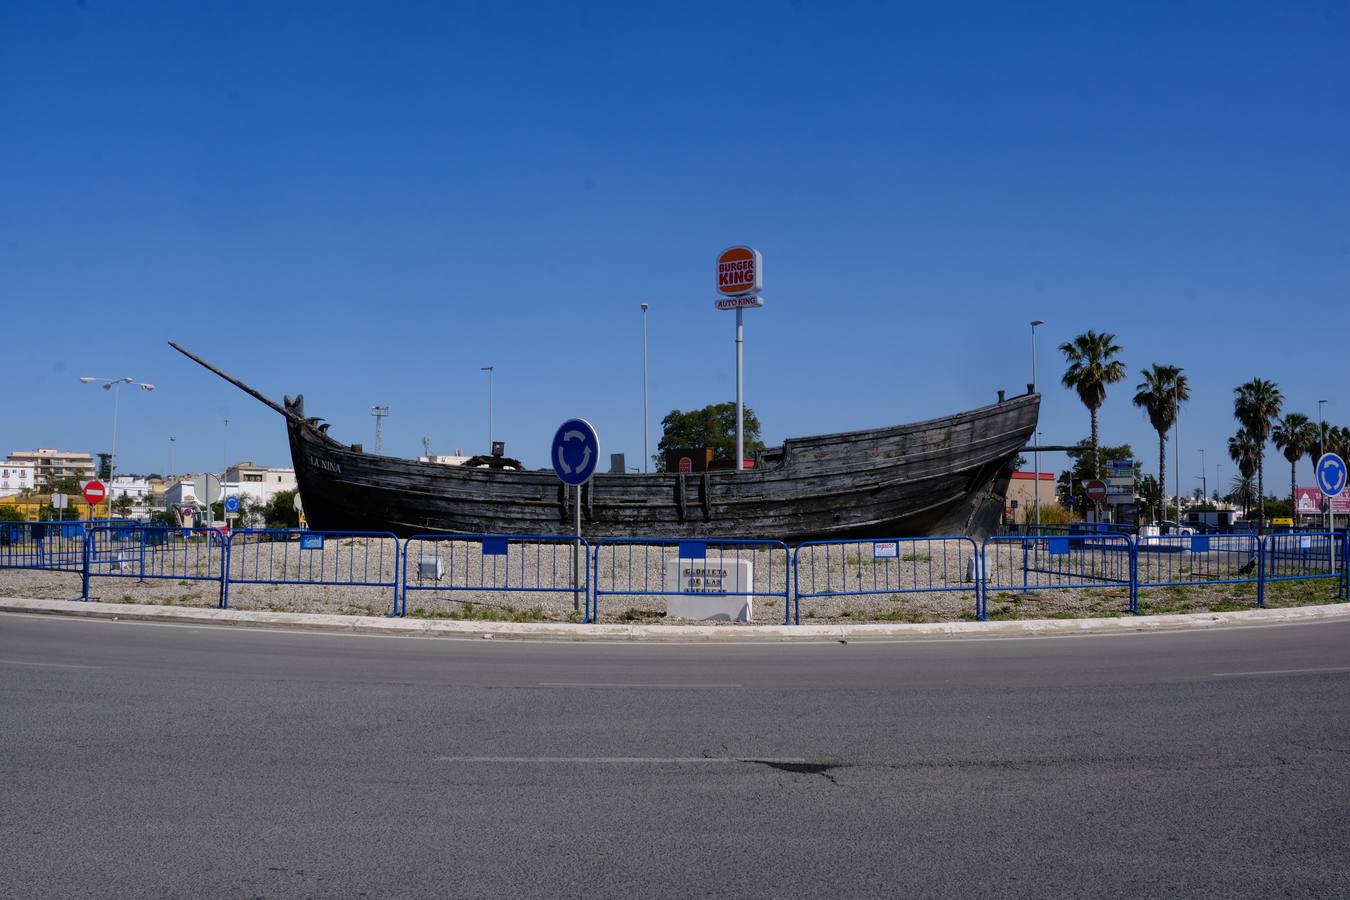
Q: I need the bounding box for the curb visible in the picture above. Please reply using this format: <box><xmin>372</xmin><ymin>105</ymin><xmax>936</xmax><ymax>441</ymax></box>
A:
<box><xmin>3</xmin><ymin>596</ymin><xmax>1350</xmax><ymax>642</ymax></box>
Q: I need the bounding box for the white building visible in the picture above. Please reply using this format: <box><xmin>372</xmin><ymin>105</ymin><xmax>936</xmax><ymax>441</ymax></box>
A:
<box><xmin>6</xmin><ymin>449</ymin><xmax>95</xmax><ymax>489</ymax></box>
<box><xmin>225</xmin><ymin>462</ymin><xmax>297</xmax><ymax>501</ymax></box>
<box><xmin>108</xmin><ymin>475</ymin><xmax>155</xmax><ymax>519</ymax></box>
<box><xmin>0</xmin><ymin>461</ymin><xmax>37</xmax><ymax>498</ymax></box>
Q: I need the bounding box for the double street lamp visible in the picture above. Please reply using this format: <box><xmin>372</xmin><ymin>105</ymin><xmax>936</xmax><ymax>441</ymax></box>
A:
<box><xmin>79</xmin><ymin>376</ymin><xmax>155</xmax><ymax>518</ymax></box>
<box><xmin>1030</xmin><ymin>320</ymin><xmax>1044</xmax><ymax>526</ymax></box>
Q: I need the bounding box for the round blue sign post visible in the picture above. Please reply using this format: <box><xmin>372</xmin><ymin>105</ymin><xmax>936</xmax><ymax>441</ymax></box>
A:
<box><xmin>1316</xmin><ymin>453</ymin><xmax>1346</xmax><ymax>576</ymax></box>
<box><xmin>224</xmin><ymin>496</ymin><xmax>240</xmax><ymax>514</ymax></box>
<box><xmin>552</xmin><ymin>418</ymin><xmax>600</xmax><ymax>616</ymax></box>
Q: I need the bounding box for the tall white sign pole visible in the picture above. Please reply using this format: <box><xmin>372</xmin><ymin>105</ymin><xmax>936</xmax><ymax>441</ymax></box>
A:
<box><xmin>735</xmin><ymin>307</ymin><xmax>744</xmax><ymax>471</ymax></box>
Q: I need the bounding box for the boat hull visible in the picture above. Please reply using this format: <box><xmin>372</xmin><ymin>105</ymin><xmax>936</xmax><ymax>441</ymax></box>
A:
<box><xmin>288</xmin><ymin>393</ymin><xmax>1039</xmax><ymax>543</ymax></box>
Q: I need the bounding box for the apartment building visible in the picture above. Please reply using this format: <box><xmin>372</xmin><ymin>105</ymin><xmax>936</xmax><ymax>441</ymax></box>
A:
<box><xmin>5</xmin><ymin>449</ymin><xmax>96</xmax><ymax>489</ymax></box>
<box><xmin>0</xmin><ymin>461</ymin><xmax>37</xmax><ymax>497</ymax></box>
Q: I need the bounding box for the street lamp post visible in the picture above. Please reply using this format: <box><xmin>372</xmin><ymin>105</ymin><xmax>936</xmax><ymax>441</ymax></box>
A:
<box><xmin>1030</xmin><ymin>320</ymin><xmax>1045</xmax><ymax>527</ymax></box>
<box><xmin>641</xmin><ymin>303</ymin><xmax>650</xmax><ymax>474</ymax></box>
<box><xmin>1318</xmin><ymin>399</ymin><xmax>1328</xmax><ymax>528</ymax></box>
<box><xmin>80</xmin><ymin>376</ymin><xmax>155</xmax><ymax>520</ymax></box>
<box><xmin>480</xmin><ymin>366</ymin><xmax>494</xmax><ymax>450</ymax></box>
<box><xmin>1173</xmin><ymin>380</ymin><xmax>1182</xmax><ymax>528</ymax></box>
<box><xmin>1199</xmin><ymin>448</ymin><xmax>1206</xmax><ymax>502</ymax></box>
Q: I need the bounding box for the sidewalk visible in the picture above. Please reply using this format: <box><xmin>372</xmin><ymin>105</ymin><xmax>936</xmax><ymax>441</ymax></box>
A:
<box><xmin>3</xmin><ymin>596</ymin><xmax>1348</xmax><ymax>642</ymax></box>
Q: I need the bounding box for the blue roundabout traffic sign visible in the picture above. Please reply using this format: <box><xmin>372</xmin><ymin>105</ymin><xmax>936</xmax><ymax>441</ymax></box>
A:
<box><xmin>552</xmin><ymin>418</ymin><xmax>601</xmax><ymax>486</ymax></box>
<box><xmin>224</xmin><ymin>495</ymin><xmax>240</xmax><ymax>514</ymax></box>
<box><xmin>1316</xmin><ymin>453</ymin><xmax>1346</xmax><ymax>498</ymax></box>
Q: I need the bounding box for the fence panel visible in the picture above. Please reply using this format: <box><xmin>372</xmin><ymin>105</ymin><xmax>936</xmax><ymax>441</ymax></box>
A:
<box><xmin>792</xmin><ymin>537</ymin><xmax>979</xmax><ymax>625</ymax></box>
<box><xmin>1135</xmin><ymin>533</ymin><xmax>1262</xmax><ymax>611</ymax></box>
<box><xmin>224</xmin><ymin>530</ymin><xmax>401</xmax><ymax>614</ymax></box>
<box><xmin>981</xmin><ymin>533</ymin><xmax>1136</xmax><ymax>618</ymax></box>
<box><xmin>85</xmin><ymin>526</ymin><xmax>226</xmax><ymax>603</ymax></box>
<box><xmin>1262</xmin><ymin>531</ymin><xmax>1344</xmax><ymax>607</ymax></box>
<box><xmin>402</xmin><ymin>534</ymin><xmax>589</xmax><ymax>621</ymax></box>
<box><xmin>593</xmin><ymin>538</ymin><xmax>789</xmax><ymax>624</ymax></box>
<box><xmin>0</xmin><ymin>522</ymin><xmax>87</xmax><ymax>573</ymax></box>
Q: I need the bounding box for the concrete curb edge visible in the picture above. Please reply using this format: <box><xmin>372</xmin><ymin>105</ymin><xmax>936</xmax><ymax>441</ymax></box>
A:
<box><xmin>3</xmin><ymin>596</ymin><xmax>1349</xmax><ymax>642</ymax></box>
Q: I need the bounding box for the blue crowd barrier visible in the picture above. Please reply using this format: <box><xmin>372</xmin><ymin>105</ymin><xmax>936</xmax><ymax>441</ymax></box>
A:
<box><xmin>224</xmin><ymin>529</ymin><xmax>401</xmax><ymax>613</ymax></box>
<box><xmin>1262</xmin><ymin>531</ymin><xmax>1343</xmax><ymax>606</ymax></box>
<box><xmin>981</xmin><ymin>532</ymin><xmax>1137</xmax><ymax>616</ymax></box>
<box><xmin>1135</xmin><ymin>532</ymin><xmax>1263</xmax><ymax>605</ymax></box>
<box><xmin>401</xmin><ymin>533</ymin><xmax>589</xmax><ymax>620</ymax></box>
<box><xmin>0</xmin><ymin>521</ymin><xmax>87</xmax><ymax>576</ymax></box>
<box><xmin>592</xmin><ymin>538</ymin><xmax>789</xmax><ymax>624</ymax></box>
<box><xmin>792</xmin><ymin>536</ymin><xmax>979</xmax><ymax>624</ymax></box>
<box><xmin>84</xmin><ymin>525</ymin><xmax>227</xmax><ymax>603</ymax></box>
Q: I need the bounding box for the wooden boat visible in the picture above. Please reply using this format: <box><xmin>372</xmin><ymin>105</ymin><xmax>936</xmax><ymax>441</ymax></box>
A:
<box><xmin>171</xmin><ymin>343</ymin><xmax>1039</xmax><ymax>542</ymax></box>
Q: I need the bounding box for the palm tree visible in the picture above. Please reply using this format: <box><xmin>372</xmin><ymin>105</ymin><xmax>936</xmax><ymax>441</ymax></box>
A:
<box><xmin>1060</xmin><ymin>331</ymin><xmax>1126</xmax><ymax>478</ymax></box>
<box><xmin>1232</xmin><ymin>379</ymin><xmax>1283</xmax><ymax>529</ymax></box>
<box><xmin>1227</xmin><ymin>429</ymin><xmax>1261</xmax><ymax>519</ymax></box>
<box><xmin>1132</xmin><ymin>364</ymin><xmax>1188</xmax><ymax>524</ymax></box>
<box><xmin>1273</xmin><ymin>413</ymin><xmax>1317</xmax><ymax>518</ymax></box>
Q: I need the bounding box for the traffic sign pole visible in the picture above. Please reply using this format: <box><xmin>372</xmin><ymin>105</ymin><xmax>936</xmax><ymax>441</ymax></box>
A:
<box><xmin>552</xmin><ymin>419</ymin><xmax>601</xmax><ymax>615</ymax></box>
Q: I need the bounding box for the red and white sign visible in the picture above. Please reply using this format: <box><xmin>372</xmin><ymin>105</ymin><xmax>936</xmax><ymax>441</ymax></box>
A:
<box><xmin>1084</xmin><ymin>479</ymin><xmax>1108</xmax><ymax>503</ymax></box>
<box><xmin>716</xmin><ymin>246</ymin><xmax>762</xmax><ymax>298</ymax></box>
<box><xmin>82</xmin><ymin>480</ymin><xmax>107</xmax><ymax>505</ymax></box>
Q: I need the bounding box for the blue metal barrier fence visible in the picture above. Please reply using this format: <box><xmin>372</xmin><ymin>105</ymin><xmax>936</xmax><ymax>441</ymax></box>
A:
<box><xmin>793</xmin><ymin>537</ymin><xmax>979</xmax><ymax>624</ymax></box>
<box><xmin>0</xmin><ymin>522</ymin><xmax>87</xmax><ymax>575</ymax></box>
<box><xmin>981</xmin><ymin>532</ymin><xmax>1137</xmax><ymax>617</ymax></box>
<box><xmin>84</xmin><ymin>525</ymin><xmax>227</xmax><ymax>603</ymax></box>
<box><xmin>401</xmin><ymin>533</ymin><xmax>590</xmax><ymax>620</ymax></box>
<box><xmin>224</xmin><ymin>529</ymin><xmax>401</xmax><ymax>613</ymax></box>
<box><xmin>1135</xmin><ymin>533</ymin><xmax>1263</xmax><ymax>606</ymax></box>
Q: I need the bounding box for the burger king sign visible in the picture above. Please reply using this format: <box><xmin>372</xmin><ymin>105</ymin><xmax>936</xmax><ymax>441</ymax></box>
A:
<box><xmin>715</xmin><ymin>246</ymin><xmax>764</xmax><ymax>310</ymax></box>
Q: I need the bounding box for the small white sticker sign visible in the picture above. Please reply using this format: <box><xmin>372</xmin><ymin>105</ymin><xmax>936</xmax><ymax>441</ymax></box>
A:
<box><xmin>873</xmin><ymin>541</ymin><xmax>899</xmax><ymax>559</ymax></box>
<box><xmin>1299</xmin><ymin>536</ymin><xmax>1312</xmax><ymax>550</ymax></box>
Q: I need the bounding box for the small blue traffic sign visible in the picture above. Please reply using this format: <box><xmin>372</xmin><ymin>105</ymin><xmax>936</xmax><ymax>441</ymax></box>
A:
<box><xmin>224</xmin><ymin>496</ymin><xmax>240</xmax><ymax>513</ymax></box>
<box><xmin>552</xmin><ymin>418</ymin><xmax>601</xmax><ymax>486</ymax></box>
<box><xmin>1316</xmin><ymin>453</ymin><xmax>1347</xmax><ymax>497</ymax></box>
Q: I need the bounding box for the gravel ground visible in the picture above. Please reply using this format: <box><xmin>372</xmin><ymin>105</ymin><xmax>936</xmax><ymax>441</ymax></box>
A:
<box><xmin>1</xmin><ymin>535</ymin><xmax>1342</xmax><ymax>623</ymax></box>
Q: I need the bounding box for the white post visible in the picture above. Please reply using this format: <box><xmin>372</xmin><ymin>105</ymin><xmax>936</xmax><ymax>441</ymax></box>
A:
<box><xmin>735</xmin><ymin>307</ymin><xmax>744</xmax><ymax>471</ymax></box>
<box><xmin>1174</xmin><ymin>385</ymin><xmax>1181</xmax><ymax>528</ymax></box>
<box><xmin>108</xmin><ymin>383</ymin><xmax>121</xmax><ymax>522</ymax></box>
<box><xmin>641</xmin><ymin>303</ymin><xmax>650</xmax><ymax>473</ymax></box>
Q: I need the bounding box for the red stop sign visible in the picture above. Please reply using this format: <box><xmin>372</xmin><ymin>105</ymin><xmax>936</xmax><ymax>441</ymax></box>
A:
<box><xmin>83</xmin><ymin>480</ymin><xmax>107</xmax><ymax>505</ymax></box>
<box><xmin>1084</xmin><ymin>479</ymin><xmax>1108</xmax><ymax>503</ymax></box>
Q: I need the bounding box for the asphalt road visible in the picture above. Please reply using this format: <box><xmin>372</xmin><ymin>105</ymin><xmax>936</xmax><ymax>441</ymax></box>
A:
<box><xmin>3</xmin><ymin>614</ymin><xmax>1350</xmax><ymax>899</ymax></box>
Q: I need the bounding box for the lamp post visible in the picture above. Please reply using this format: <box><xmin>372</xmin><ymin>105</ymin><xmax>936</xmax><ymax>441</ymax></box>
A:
<box><xmin>1173</xmin><ymin>379</ymin><xmax>1182</xmax><ymax>527</ymax></box>
<box><xmin>1030</xmin><ymin>320</ymin><xmax>1045</xmax><ymax>527</ymax></box>
<box><xmin>641</xmin><ymin>303</ymin><xmax>650</xmax><ymax>474</ymax></box>
<box><xmin>480</xmin><ymin>366</ymin><xmax>494</xmax><ymax>450</ymax></box>
<box><xmin>168</xmin><ymin>436</ymin><xmax>176</xmax><ymax>479</ymax></box>
<box><xmin>1318</xmin><ymin>399</ymin><xmax>1328</xmax><ymax>527</ymax></box>
<box><xmin>80</xmin><ymin>376</ymin><xmax>155</xmax><ymax>520</ymax></box>
<box><xmin>1198</xmin><ymin>448</ymin><xmax>1206</xmax><ymax>502</ymax></box>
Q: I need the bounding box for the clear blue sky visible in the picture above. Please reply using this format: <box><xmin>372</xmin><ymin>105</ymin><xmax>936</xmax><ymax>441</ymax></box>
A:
<box><xmin>3</xmin><ymin>1</ymin><xmax>1347</xmax><ymax>494</ymax></box>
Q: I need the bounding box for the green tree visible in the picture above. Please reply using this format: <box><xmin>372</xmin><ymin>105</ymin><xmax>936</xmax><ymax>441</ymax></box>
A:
<box><xmin>49</xmin><ymin>476</ymin><xmax>82</xmax><ymax>496</ymax></box>
<box><xmin>0</xmin><ymin>505</ymin><xmax>23</xmax><ymax>522</ymax></box>
<box><xmin>1232</xmin><ymin>379</ymin><xmax>1283</xmax><ymax>529</ymax></box>
<box><xmin>1059</xmin><ymin>331</ymin><xmax>1127</xmax><ymax>478</ymax></box>
<box><xmin>1227</xmin><ymin>430</ymin><xmax>1260</xmax><ymax>519</ymax></box>
<box><xmin>1272</xmin><ymin>413</ymin><xmax>1317</xmax><ymax>517</ymax></box>
<box><xmin>655</xmin><ymin>402</ymin><xmax>764</xmax><ymax>471</ymax></box>
<box><xmin>1131</xmin><ymin>364</ymin><xmax>1188</xmax><ymax>525</ymax></box>
<box><xmin>263</xmin><ymin>489</ymin><xmax>300</xmax><ymax>529</ymax></box>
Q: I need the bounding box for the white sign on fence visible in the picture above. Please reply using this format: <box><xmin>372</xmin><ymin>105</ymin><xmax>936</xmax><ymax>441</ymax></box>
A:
<box><xmin>873</xmin><ymin>541</ymin><xmax>899</xmax><ymax>559</ymax></box>
<box><xmin>662</xmin><ymin>557</ymin><xmax>754</xmax><ymax>622</ymax></box>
